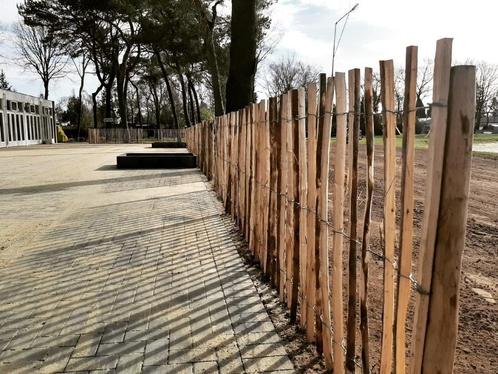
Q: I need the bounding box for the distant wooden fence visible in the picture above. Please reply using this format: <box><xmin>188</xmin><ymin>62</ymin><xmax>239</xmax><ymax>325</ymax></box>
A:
<box><xmin>88</xmin><ymin>128</ymin><xmax>184</xmax><ymax>144</ymax></box>
<box><xmin>186</xmin><ymin>39</ymin><xmax>476</xmax><ymax>374</ymax></box>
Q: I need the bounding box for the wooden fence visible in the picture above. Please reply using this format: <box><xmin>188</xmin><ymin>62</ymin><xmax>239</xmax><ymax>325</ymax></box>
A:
<box><xmin>186</xmin><ymin>38</ymin><xmax>476</xmax><ymax>374</ymax></box>
<box><xmin>88</xmin><ymin>128</ymin><xmax>184</xmax><ymax>144</ymax></box>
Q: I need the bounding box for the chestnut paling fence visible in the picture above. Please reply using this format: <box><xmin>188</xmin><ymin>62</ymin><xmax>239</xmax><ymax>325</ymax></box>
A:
<box><xmin>186</xmin><ymin>38</ymin><xmax>476</xmax><ymax>374</ymax></box>
<box><xmin>88</xmin><ymin>128</ymin><xmax>184</xmax><ymax>144</ymax></box>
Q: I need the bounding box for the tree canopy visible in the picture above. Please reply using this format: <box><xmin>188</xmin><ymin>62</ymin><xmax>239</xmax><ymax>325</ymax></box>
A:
<box><xmin>18</xmin><ymin>0</ymin><xmax>277</xmax><ymax>129</ymax></box>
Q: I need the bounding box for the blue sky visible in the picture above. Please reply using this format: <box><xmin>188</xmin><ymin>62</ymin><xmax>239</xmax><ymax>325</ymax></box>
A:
<box><xmin>1</xmin><ymin>0</ymin><xmax>497</xmax><ymax>102</ymax></box>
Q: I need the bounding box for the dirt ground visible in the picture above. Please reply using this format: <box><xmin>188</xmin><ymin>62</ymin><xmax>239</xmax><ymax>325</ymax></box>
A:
<box><xmin>235</xmin><ymin>146</ymin><xmax>497</xmax><ymax>373</ymax></box>
<box><xmin>352</xmin><ymin>146</ymin><xmax>497</xmax><ymax>373</ymax></box>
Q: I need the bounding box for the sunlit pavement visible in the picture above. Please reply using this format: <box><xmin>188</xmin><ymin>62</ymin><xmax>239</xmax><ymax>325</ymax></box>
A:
<box><xmin>0</xmin><ymin>144</ymin><xmax>294</xmax><ymax>373</ymax></box>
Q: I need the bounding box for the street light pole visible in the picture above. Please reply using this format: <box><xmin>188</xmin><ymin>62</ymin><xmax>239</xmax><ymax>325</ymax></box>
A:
<box><xmin>331</xmin><ymin>3</ymin><xmax>359</xmax><ymax>76</ymax></box>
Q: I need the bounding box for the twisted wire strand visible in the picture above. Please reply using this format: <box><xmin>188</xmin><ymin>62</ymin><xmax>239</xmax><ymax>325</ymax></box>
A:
<box><xmin>204</xmin><ymin>150</ymin><xmax>429</xmax><ymax>297</ymax></box>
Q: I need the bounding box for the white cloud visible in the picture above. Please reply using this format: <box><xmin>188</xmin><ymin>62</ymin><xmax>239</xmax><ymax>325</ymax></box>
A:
<box><xmin>267</xmin><ymin>0</ymin><xmax>498</xmax><ymax>73</ymax></box>
<box><xmin>1</xmin><ymin>0</ymin><xmax>498</xmax><ymax>102</ymax></box>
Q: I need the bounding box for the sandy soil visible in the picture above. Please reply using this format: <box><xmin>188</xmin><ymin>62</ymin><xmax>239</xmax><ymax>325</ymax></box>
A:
<box><xmin>348</xmin><ymin>147</ymin><xmax>497</xmax><ymax>373</ymax></box>
<box><xmin>235</xmin><ymin>146</ymin><xmax>497</xmax><ymax>373</ymax></box>
<box><xmin>473</xmin><ymin>142</ymin><xmax>498</xmax><ymax>153</ymax></box>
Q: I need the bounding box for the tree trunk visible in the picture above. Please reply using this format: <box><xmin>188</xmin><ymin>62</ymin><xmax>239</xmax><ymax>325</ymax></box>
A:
<box><xmin>176</xmin><ymin>62</ymin><xmax>191</xmax><ymax>127</ymax></box>
<box><xmin>205</xmin><ymin>29</ymin><xmax>225</xmax><ymax>115</ymax></box>
<box><xmin>226</xmin><ymin>0</ymin><xmax>257</xmax><ymax>112</ymax></box>
<box><xmin>43</xmin><ymin>79</ymin><xmax>49</xmax><ymax>100</ymax></box>
<box><xmin>187</xmin><ymin>77</ymin><xmax>196</xmax><ymax>125</ymax></box>
<box><xmin>154</xmin><ymin>50</ymin><xmax>179</xmax><ymax>130</ymax></box>
<box><xmin>77</xmin><ymin>71</ymin><xmax>86</xmax><ymax>140</ymax></box>
<box><xmin>131</xmin><ymin>81</ymin><xmax>142</xmax><ymax>127</ymax></box>
<box><xmin>116</xmin><ymin>74</ymin><xmax>128</xmax><ymax>128</ymax></box>
<box><xmin>150</xmin><ymin>83</ymin><xmax>161</xmax><ymax>129</ymax></box>
<box><xmin>104</xmin><ymin>85</ymin><xmax>113</xmax><ymax>128</ymax></box>
<box><xmin>190</xmin><ymin>78</ymin><xmax>202</xmax><ymax>123</ymax></box>
<box><xmin>92</xmin><ymin>84</ymin><xmax>104</xmax><ymax>128</ymax></box>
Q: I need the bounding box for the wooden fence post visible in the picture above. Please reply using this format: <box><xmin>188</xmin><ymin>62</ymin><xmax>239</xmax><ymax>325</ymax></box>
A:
<box><xmin>285</xmin><ymin>90</ymin><xmax>296</xmax><ymax>314</ymax></box>
<box><xmin>297</xmin><ymin>88</ymin><xmax>308</xmax><ymax>328</ymax></box>
<box><xmin>314</xmin><ymin>75</ymin><xmax>326</xmax><ymax>354</ymax></box>
<box><xmin>278</xmin><ymin>94</ymin><xmax>289</xmax><ymax>302</ymax></box>
<box><xmin>245</xmin><ymin>107</ymin><xmax>253</xmax><ymax>242</ymax></box>
<box><xmin>318</xmin><ymin>76</ymin><xmax>334</xmax><ymax>368</ymax></box>
<box><xmin>231</xmin><ymin>113</ymin><xmax>239</xmax><ymax>221</ymax></box>
<box><xmin>249</xmin><ymin>104</ymin><xmax>258</xmax><ymax>255</ymax></box>
<box><xmin>380</xmin><ymin>59</ymin><xmax>397</xmax><ymax>374</ymax></box>
<box><xmin>257</xmin><ymin>100</ymin><xmax>268</xmax><ymax>267</ymax></box>
<box><xmin>253</xmin><ymin>106</ymin><xmax>261</xmax><ymax>260</ymax></box>
<box><xmin>346</xmin><ymin>68</ymin><xmax>360</xmax><ymax>373</ymax></box>
<box><xmin>305</xmin><ymin>82</ymin><xmax>318</xmax><ymax>342</ymax></box>
<box><xmin>420</xmin><ymin>64</ymin><xmax>475</xmax><ymax>374</ymax></box>
<box><xmin>360</xmin><ymin>67</ymin><xmax>375</xmax><ymax>372</ymax></box>
<box><xmin>261</xmin><ymin>101</ymin><xmax>271</xmax><ymax>274</ymax></box>
<box><xmin>287</xmin><ymin>90</ymin><xmax>300</xmax><ymax>322</ymax></box>
<box><xmin>238</xmin><ymin>110</ymin><xmax>246</xmax><ymax>230</ymax></box>
<box><xmin>395</xmin><ymin>46</ymin><xmax>417</xmax><ymax>374</ymax></box>
<box><xmin>332</xmin><ymin>73</ymin><xmax>347</xmax><ymax>374</ymax></box>
<box><xmin>410</xmin><ymin>38</ymin><xmax>453</xmax><ymax>374</ymax></box>
<box><xmin>346</xmin><ymin>70</ymin><xmax>355</xmax><ymax>194</ymax></box>
<box><xmin>268</xmin><ymin>97</ymin><xmax>280</xmax><ymax>286</ymax></box>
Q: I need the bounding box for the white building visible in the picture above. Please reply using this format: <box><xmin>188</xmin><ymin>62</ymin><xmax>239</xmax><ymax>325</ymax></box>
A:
<box><xmin>0</xmin><ymin>89</ymin><xmax>56</xmax><ymax>147</ymax></box>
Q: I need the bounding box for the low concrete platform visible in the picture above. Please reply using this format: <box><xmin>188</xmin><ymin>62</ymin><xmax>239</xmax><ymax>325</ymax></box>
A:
<box><xmin>117</xmin><ymin>152</ymin><xmax>197</xmax><ymax>169</ymax></box>
<box><xmin>152</xmin><ymin>142</ymin><xmax>187</xmax><ymax>148</ymax></box>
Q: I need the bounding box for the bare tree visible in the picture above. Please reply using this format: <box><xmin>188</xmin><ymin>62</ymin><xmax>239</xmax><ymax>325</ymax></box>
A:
<box><xmin>416</xmin><ymin>59</ymin><xmax>433</xmax><ymax>118</ymax></box>
<box><xmin>263</xmin><ymin>55</ymin><xmax>320</xmax><ymax>97</ymax></box>
<box><xmin>15</xmin><ymin>22</ymin><xmax>67</xmax><ymax>99</ymax></box>
<box><xmin>72</xmin><ymin>53</ymin><xmax>90</xmax><ymax>139</ymax></box>
<box><xmin>394</xmin><ymin>67</ymin><xmax>405</xmax><ymax>131</ymax></box>
<box><xmin>193</xmin><ymin>0</ymin><xmax>226</xmax><ymax>116</ymax></box>
<box><xmin>474</xmin><ymin>61</ymin><xmax>498</xmax><ymax>131</ymax></box>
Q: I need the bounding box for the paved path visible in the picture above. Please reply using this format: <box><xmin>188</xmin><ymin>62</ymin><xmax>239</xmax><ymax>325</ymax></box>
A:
<box><xmin>0</xmin><ymin>144</ymin><xmax>294</xmax><ymax>374</ymax></box>
<box><xmin>473</xmin><ymin>142</ymin><xmax>498</xmax><ymax>154</ymax></box>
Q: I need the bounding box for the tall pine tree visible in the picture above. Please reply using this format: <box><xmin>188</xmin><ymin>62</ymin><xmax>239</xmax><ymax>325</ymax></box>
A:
<box><xmin>0</xmin><ymin>70</ymin><xmax>12</xmax><ymax>90</ymax></box>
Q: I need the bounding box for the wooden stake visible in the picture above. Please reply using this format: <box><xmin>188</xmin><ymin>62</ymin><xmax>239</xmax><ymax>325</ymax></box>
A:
<box><xmin>380</xmin><ymin>59</ymin><xmax>396</xmax><ymax>374</ymax></box>
<box><xmin>305</xmin><ymin>82</ymin><xmax>318</xmax><ymax>341</ymax></box>
<box><xmin>317</xmin><ymin>76</ymin><xmax>334</xmax><ymax>368</ymax></box>
<box><xmin>245</xmin><ymin>106</ymin><xmax>253</xmax><ymax>242</ymax></box>
<box><xmin>231</xmin><ymin>113</ymin><xmax>239</xmax><ymax>221</ymax></box>
<box><xmin>278</xmin><ymin>94</ymin><xmax>289</xmax><ymax>302</ymax></box>
<box><xmin>288</xmin><ymin>90</ymin><xmax>301</xmax><ymax>322</ymax></box>
<box><xmin>254</xmin><ymin>104</ymin><xmax>262</xmax><ymax>261</ymax></box>
<box><xmin>394</xmin><ymin>46</ymin><xmax>417</xmax><ymax>374</ymax></box>
<box><xmin>346</xmin><ymin>68</ymin><xmax>360</xmax><ymax>373</ymax></box>
<box><xmin>332</xmin><ymin>72</ymin><xmax>347</xmax><ymax>374</ymax></box>
<box><xmin>248</xmin><ymin>104</ymin><xmax>258</xmax><ymax>248</ymax></box>
<box><xmin>410</xmin><ymin>38</ymin><xmax>453</xmax><ymax>374</ymax></box>
<box><xmin>239</xmin><ymin>109</ymin><xmax>247</xmax><ymax>232</ymax></box>
<box><xmin>421</xmin><ymin>64</ymin><xmax>475</xmax><ymax>374</ymax></box>
<box><xmin>252</xmin><ymin>108</ymin><xmax>258</xmax><ymax>252</ymax></box>
<box><xmin>360</xmin><ymin>67</ymin><xmax>375</xmax><ymax>373</ymax></box>
<box><xmin>268</xmin><ymin>97</ymin><xmax>280</xmax><ymax>285</ymax></box>
<box><xmin>297</xmin><ymin>88</ymin><xmax>308</xmax><ymax>328</ymax></box>
<box><xmin>286</xmin><ymin>90</ymin><xmax>297</xmax><ymax>315</ymax></box>
<box><xmin>314</xmin><ymin>74</ymin><xmax>326</xmax><ymax>354</ymax></box>
<box><xmin>346</xmin><ymin>69</ymin><xmax>355</xmax><ymax>193</ymax></box>
<box><xmin>225</xmin><ymin>114</ymin><xmax>232</xmax><ymax>212</ymax></box>
<box><xmin>260</xmin><ymin>100</ymin><xmax>271</xmax><ymax>273</ymax></box>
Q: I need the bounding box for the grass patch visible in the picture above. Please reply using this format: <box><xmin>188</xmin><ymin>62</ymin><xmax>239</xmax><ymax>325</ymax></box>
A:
<box><xmin>473</xmin><ymin>151</ymin><xmax>498</xmax><ymax>160</ymax></box>
<box><xmin>353</xmin><ymin>134</ymin><xmax>498</xmax><ymax>150</ymax></box>
<box><xmin>473</xmin><ymin>133</ymin><xmax>498</xmax><ymax>143</ymax></box>
<box><xmin>358</xmin><ymin>135</ymin><xmax>430</xmax><ymax>149</ymax></box>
